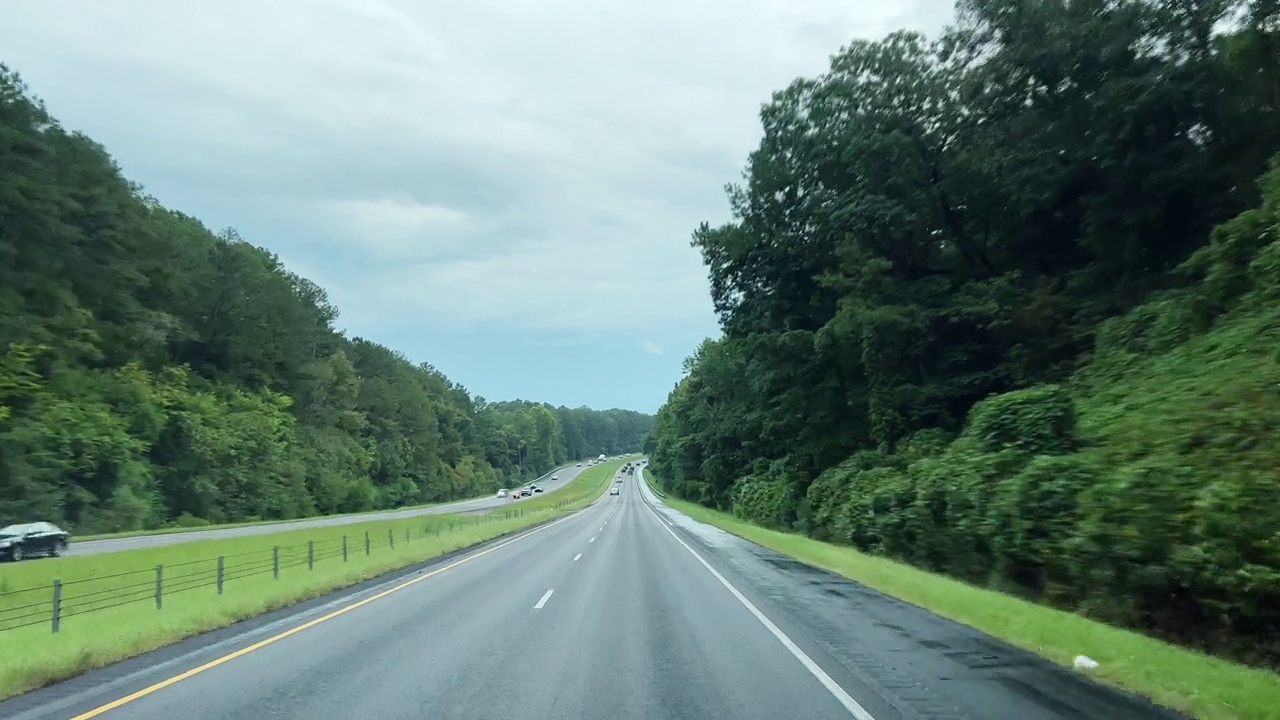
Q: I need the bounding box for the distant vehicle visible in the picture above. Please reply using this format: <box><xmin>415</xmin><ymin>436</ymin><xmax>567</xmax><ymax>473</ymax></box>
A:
<box><xmin>511</xmin><ymin>490</ymin><xmax>523</xmax><ymax>499</ymax></box>
<box><xmin>534</xmin><ymin>486</ymin><xmax>543</xmax><ymax>493</ymax></box>
<box><xmin>609</xmin><ymin>487</ymin><xmax>619</xmax><ymax>496</ymax></box>
<box><xmin>551</xmin><ymin>475</ymin><xmax>559</xmax><ymax>481</ymax></box>
<box><xmin>576</xmin><ymin>462</ymin><xmax>582</xmax><ymax>467</ymax></box>
<box><xmin>0</xmin><ymin>522</ymin><xmax>70</xmax><ymax>561</ymax></box>
<box><xmin>496</xmin><ymin>489</ymin><xmax>508</xmax><ymax>498</ymax></box>
<box><xmin>616</xmin><ymin>477</ymin><xmax>623</xmax><ymax>483</ymax></box>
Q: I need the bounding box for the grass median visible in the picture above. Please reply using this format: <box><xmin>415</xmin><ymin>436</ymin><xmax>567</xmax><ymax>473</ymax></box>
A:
<box><xmin>0</xmin><ymin>459</ymin><xmax>624</xmax><ymax>700</ymax></box>
<box><xmin>642</xmin><ymin>472</ymin><xmax>1280</xmax><ymax>720</ymax></box>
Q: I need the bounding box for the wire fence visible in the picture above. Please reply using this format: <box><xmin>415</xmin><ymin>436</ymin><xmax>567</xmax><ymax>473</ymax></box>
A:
<box><xmin>0</xmin><ymin>500</ymin><xmax>573</xmax><ymax>636</ymax></box>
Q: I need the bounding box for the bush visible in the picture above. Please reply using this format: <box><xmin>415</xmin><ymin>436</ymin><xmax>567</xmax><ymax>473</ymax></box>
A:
<box><xmin>963</xmin><ymin>385</ymin><xmax>1078</xmax><ymax>455</ymax></box>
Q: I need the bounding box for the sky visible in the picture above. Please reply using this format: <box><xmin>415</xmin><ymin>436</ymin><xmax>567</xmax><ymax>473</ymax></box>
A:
<box><xmin>0</xmin><ymin>0</ymin><xmax>954</xmax><ymax>414</ymax></box>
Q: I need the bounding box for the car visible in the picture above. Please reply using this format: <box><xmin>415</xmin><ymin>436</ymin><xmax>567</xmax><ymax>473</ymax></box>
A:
<box><xmin>0</xmin><ymin>521</ymin><xmax>70</xmax><ymax>561</ymax></box>
<box><xmin>576</xmin><ymin>462</ymin><xmax>582</xmax><ymax>467</ymax></box>
<box><xmin>496</xmin><ymin>489</ymin><xmax>509</xmax><ymax>498</ymax></box>
<box><xmin>533</xmin><ymin>486</ymin><xmax>543</xmax><ymax>493</ymax></box>
<box><xmin>616</xmin><ymin>477</ymin><xmax>623</xmax><ymax>483</ymax></box>
<box><xmin>609</xmin><ymin>487</ymin><xmax>619</xmax><ymax>496</ymax></box>
<box><xmin>551</xmin><ymin>475</ymin><xmax>559</xmax><ymax>481</ymax></box>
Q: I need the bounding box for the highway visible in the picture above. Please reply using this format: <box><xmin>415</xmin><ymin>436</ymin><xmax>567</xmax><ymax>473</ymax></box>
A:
<box><xmin>4</xmin><ymin>463</ymin><xmax>1183</xmax><ymax>720</ymax></box>
<box><xmin>66</xmin><ymin>462</ymin><xmax>591</xmax><ymax>556</ymax></box>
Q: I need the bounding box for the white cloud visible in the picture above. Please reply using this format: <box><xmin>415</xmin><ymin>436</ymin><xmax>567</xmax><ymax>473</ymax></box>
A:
<box><xmin>640</xmin><ymin>342</ymin><xmax>663</xmax><ymax>355</ymax></box>
<box><xmin>314</xmin><ymin>196</ymin><xmax>475</xmax><ymax>260</ymax></box>
<box><xmin>0</xmin><ymin>0</ymin><xmax>956</xmax><ymax>398</ymax></box>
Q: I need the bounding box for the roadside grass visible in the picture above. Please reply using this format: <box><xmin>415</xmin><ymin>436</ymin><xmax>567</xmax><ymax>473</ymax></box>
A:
<box><xmin>646</xmin><ymin>475</ymin><xmax>1279</xmax><ymax>720</ymax></box>
<box><xmin>0</xmin><ymin>459</ymin><xmax>624</xmax><ymax>700</ymax></box>
<box><xmin>72</xmin><ymin>464</ymin><xmax>578</xmax><ymax>541</ymax></box>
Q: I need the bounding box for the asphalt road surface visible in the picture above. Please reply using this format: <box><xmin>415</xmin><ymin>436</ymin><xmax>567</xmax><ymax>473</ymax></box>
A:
<box><xmin>4</xmin><ymin>464</ymin><xmax>1184</xmax><ymax>720</ymax></box>
<box><xmin>66</xmin><ymin>462</ymin><xmax>591</xmax><ymax>556</ymax></box>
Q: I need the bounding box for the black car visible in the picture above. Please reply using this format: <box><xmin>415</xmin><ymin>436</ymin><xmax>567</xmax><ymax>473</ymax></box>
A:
<box><xmin>0</xmin><ymin>521</ymin><xmax>71</xmax><ymax>561</ymax></box>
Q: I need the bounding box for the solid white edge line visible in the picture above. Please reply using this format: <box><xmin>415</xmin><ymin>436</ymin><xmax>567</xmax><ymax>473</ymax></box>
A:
<box><xmin>534</xmin><ymin>589</ymin><xmax>554</xmax><ymax>609</ymax></box>
<box><xmin>642</xmin><ymin>495</ymin><xmax>877</xmax><ymax>720</ymax></box>
<box><xmin>573</xmin><ymin>553</ymin><xmax>582</xmax><ymax>562</ymax></box>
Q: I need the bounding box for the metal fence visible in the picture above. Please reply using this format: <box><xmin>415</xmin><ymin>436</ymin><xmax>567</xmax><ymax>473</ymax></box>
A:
<box><xmin>0</xmin><ymin>501</ymin><xmax>569</xmax><ymax>636</ymax></box>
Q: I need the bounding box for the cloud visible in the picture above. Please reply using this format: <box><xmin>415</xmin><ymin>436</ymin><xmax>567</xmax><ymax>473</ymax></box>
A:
<box><xmin>639</xmin><ymin>342</ymin><xmax>663</xmax><ymax>356</ymax></box>
<box><xmin>0</xmin><ymin>0</ymin><xmax>956</xmax><ymax>406</ymax></box>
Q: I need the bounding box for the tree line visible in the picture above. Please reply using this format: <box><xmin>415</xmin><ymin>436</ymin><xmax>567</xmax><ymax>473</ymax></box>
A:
<box><xmin>0</xmin><ymin>66</ymin><xmax>651</xmax><ymax>534</ymax></box>
<box><xmin>646</xmin><ymin>0</ymin><xmax>1280</xmax><ymax>667</ymax></box>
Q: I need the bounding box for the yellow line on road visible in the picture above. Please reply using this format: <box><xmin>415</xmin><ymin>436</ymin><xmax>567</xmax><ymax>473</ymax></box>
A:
<box><xmin>69</xmin><ymin>512</ymin><xmax>578</xmax><ymax>719</ymax></box>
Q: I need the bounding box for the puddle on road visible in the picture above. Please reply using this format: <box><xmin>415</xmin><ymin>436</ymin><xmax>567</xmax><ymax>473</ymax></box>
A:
<box><xmin>658</xmin><ymin>508</ymin><xmax>741</xmax><ymax>549</ymax></box>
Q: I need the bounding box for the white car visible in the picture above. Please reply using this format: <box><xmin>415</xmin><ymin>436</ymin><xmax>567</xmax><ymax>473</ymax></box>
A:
<box><xmin>496</xmin><ymin>489</ymin><xmax>508</xmax><ymax>498</ymax></box>
<box><xmin>609</xmin><ymin>487</ymin><xmax>619</xmax><ymax>496</ymax></box>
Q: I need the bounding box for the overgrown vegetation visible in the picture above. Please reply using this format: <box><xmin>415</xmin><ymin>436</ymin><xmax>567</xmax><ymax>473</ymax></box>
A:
<box><xmin>646</xmin><ymin>0</ymin><xmax>1280</xmax><ymax>668</ymax></box>
<box><xmin>0</xmin><ymin>67</ymin><xmax>651</xmax><ymax>535</ymax></box>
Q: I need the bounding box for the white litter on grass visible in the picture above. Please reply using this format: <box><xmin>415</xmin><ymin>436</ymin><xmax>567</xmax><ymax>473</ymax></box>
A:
<box><xmin>1073</xmin><ymin>655</ymin><xmax>1099</xmax><ymax>670</ymax></box>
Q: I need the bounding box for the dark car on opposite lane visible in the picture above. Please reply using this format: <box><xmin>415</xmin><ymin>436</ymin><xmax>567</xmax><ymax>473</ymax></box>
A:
<box><xmin>0</xmin><ymin>521</ymin><xmax>70</xmax><ymax>561</ymax></box>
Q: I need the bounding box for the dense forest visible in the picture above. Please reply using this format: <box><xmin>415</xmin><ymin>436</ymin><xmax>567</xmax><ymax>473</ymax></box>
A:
<box><xmin>646</xmin><ymin>0</ymin><xmax>1280</xmax><ymax>666</ymax></box>
<box><xmin>0</xmin><ymin>66</ymin><xmax>651</xmax><ymax>534</ymax></box>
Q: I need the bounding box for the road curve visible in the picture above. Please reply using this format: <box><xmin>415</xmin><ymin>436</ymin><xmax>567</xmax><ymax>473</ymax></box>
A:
<box><xmin>66</xmin><ymin>462</ymin><xmax>592</xmax><ymax>556</ymax></box>
<box><xmin>3</xmin><ymin>464</ymin><xmax>1184</xmax><ymax>719</ymax></box>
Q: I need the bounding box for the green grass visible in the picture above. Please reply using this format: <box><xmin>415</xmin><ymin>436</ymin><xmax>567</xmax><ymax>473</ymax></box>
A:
<box><xmin>0</xmin><ymin>458</ymin><xmax>625</xmax><ymax>700</ymax></box>
<box><xmin>645</xmin><ymin>473</ymin><xmax>1280</xmax><ymax>720</ymax></box>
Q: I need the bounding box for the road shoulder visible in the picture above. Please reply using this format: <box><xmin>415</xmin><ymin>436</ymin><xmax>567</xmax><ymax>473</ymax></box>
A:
<box><xmin>636</xmin><ymin>472</ymin><xmax>1189</xmax><ymax>720</ymax></box>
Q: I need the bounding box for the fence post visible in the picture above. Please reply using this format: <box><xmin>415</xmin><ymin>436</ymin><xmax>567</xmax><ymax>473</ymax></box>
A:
<box><xmin>365</xmin><ymin>530</ymin><xmax>370</xmax><ymax>555</ymax></box>
<box><xmin>389</xmin><ymin>527</ymin><xmax>394</xmax><ymax>549</ymax></box>
<box><xmin>308</xmin><ymin>540</ymin><xmax>314</xmax><ymax>570</ymax></box>
<box><xmin>51</xmin><ymin>580</ymin><xmax>62</xmax><ymax>634</ymax></box>
<box><xmin>273</xmin><ymin>547</ymin><xmax>280</xmax><ymax>579</ymax></box>
<box><xmin>217</xmin><ymin>556</ymin><xmax>224</xmax><ymax>595</ymax></box>
<box><xmin>342</xmin><ymin>535</ymin><xmax>348</xmax><ymax>562</ymax></box>
<box><xmin>155</xmin><ymin>565</ymin><xmax>163</xmax><ymax>610</ymax></box>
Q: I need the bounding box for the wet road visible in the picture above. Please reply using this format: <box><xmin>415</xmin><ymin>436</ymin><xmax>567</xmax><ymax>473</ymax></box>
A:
<box><xmin>66</xmin><ymin>463</ymin><xmax>589</xmax><ymax>556</ymax></box>
<box><xmin>4</xmin><ymin>463</ymin><xmax>1182</xmax><ymax>720</ymax></box>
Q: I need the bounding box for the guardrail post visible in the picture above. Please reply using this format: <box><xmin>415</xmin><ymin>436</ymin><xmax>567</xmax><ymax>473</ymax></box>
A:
<box><xmin>51</xmin><ymin>580</ymin><xmax>62</xmax><ymax>634</ymax></box>
<box><xmin>155</xmin><ymin>565</ymin><xmax>163</xmax><ymax>610</ymax></box>
<box><xmin>389</xmin><ymin>528</ymin><xmax>394</xmax><ymax>549</ymax></box>
<box><xmin>365</xmin><ymin>530</ymin><xmax>370</xmax><ymax>555</ymax></box>
<box><xmin>342</xmin><ymin>535</ymin><xmax>348</xmax><ymax>562</ymax></box>
<box><xmin>273</xmin><ymin>547</ymin><xmax>279</xmax><ymax>579</ymax></box>
<box><xmin>217</xmin><ymin>556</ymin><xmax>224</xmax><ymax>595</ymax></box>
<box><xmin>308</xmin><ymin>540</ymin><xmax>314</xmax><ymax>570</ymax></box>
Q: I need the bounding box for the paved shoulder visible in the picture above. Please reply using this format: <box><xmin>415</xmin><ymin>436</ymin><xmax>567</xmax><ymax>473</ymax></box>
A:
<box><xmin>637</xmin><ymin>473</ymin><xmax>1185</xmax><ymax>720</ymax></box>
